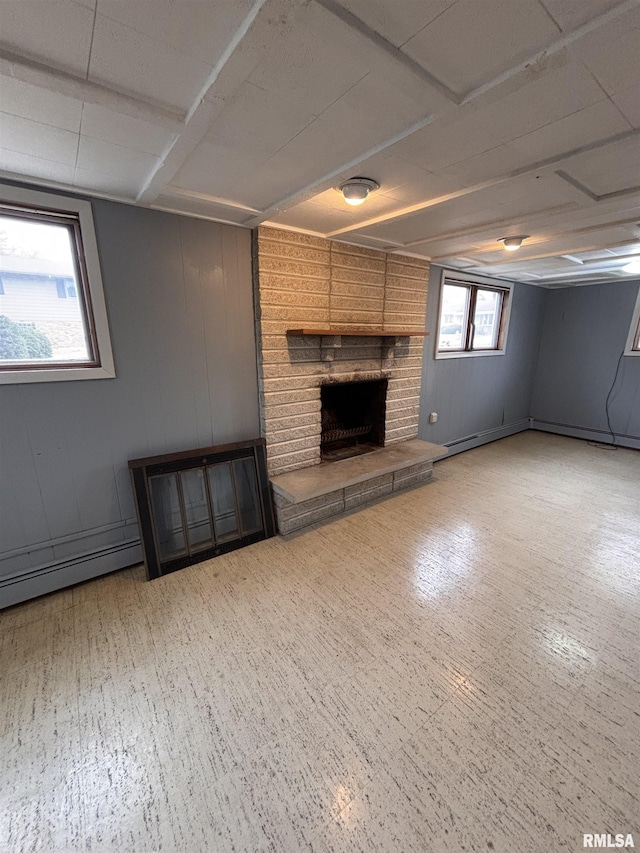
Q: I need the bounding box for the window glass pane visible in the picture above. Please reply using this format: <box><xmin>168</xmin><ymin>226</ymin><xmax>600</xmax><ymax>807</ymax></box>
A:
<box><xmin>149</xmin><ymin>474</ymin><xmax>187</xmax><ymax>561</ymax></box>
<box><xmin>472</xmin><ymin>289</ymin><xmax>502</xmax><ymax>349</ymax></box>
<box><xmin>180</xmin><ymin>468</ymin><xmax>213</xmax><ymax>551</ymax></box>
<box><xmin>233</xmin><ymin>457</ymin><xmax>263</xmax><ymax>536</ymax></box>
<box><xmin>438</xmin><ymin>284</ymin><xmax>468</xmax><ymax>350</ymax></box>
<box><xmin>0</xmin><ymin>213</ymin><xmax>93</xmax><ymax>365</ymax></box>
<box><xmin>208</xmin><ymin>462</ymin><xmax>240</xmax><ymax>543</ymax></box>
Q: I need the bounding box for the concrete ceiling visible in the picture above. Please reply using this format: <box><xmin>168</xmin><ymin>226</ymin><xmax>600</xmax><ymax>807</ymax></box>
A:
<box><xmin>0</xmin><ymin>0</ymin><xmax>639</xmax><ymax>286</ymax></box>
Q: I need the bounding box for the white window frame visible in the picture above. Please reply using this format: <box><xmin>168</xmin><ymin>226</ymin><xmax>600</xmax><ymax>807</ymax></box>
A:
<box><xmin>0</xmin><ymin>184</ymin><xmax>115</xmax><ymax>384</ymax></box>
<box><xmin>623</xmin><ymin>284</ymin><xmax>640</xmax><ymax>357</ymax></box>
<box><xmin>435</xmin><ymin>270</ymin><xmax>514</xmax><ymax>360</ymax></box>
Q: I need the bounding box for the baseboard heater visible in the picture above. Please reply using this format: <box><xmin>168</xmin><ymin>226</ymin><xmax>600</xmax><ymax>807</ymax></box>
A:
<box><xmin>533</xmin><ymin>420</ymin><xmax>640</xmax><ymax>442</ymax></box>
<box><xmin>447</xmin><ymin>434</ymin><xmax>479</xmax><ymax>447</ymax></box>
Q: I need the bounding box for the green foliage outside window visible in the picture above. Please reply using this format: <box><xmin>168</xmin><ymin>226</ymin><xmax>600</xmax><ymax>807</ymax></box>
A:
<box><xmin>0</xmin><ymin>314</ymin><xmax>53</xmax><ymax>360</ymax></box>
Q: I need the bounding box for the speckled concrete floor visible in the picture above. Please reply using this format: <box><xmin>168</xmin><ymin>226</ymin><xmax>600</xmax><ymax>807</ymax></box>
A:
<box><xmin>1</xmin><ymin>431</ymin><xmax>639</xmax><ymax>852</ymax></box>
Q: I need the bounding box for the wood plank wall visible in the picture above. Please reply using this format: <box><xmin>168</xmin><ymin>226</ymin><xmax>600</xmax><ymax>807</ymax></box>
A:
<box><xmin>254</xmin><ymin>226</ymin><xmax>429</xmax><ymax>476</ymax></box>
<box><xmin>0</xmin><ymin>196</ymin><xmax>260</xmax><ymax>607</ymax></box>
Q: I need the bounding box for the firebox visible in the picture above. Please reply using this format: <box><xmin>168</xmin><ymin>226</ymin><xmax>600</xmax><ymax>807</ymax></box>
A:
<box><xmin>320</xmin><ymin>378</ymin><xmax>388</xmax><ymax>462</ymax></box>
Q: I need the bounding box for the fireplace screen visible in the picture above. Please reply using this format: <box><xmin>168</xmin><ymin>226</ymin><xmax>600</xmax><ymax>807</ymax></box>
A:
<box><xmin>321</xmin><ymin>378</ymin><xmax>388</xmax><ymax>461</ymax></box>
<box><xmin>129</xmin><ymin>438</ymin><xmax>275</xmax><ymax>579</ymax></box>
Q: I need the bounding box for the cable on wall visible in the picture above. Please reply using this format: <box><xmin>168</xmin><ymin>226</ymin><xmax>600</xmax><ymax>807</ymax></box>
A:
<box><xmin>604</xmin><ymin>349</ymin><xmax>626</xmax><ymax>447</ymax></box>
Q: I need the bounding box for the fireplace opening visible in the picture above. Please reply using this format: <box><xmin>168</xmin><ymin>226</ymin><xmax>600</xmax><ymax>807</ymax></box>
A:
<box><xmin>321</xmin><ymin>378</ymin><xmax>388</xmax><ymax>462</ymax></box>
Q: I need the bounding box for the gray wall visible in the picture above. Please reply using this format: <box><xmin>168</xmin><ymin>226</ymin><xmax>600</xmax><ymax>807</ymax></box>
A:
<box><xmin>0</xmin><ymin>191</ymin><xmax>259</xmax><ymax>607</ymax></box>
<box><xmin>419</xmin><ymin>265</ymin><xmax>546</xmax><ymax>452</ymax></box>
<box><xmin>531</xmin><ymin>279</ymin><xmax>640</xmax><ymax>447</ymax></box>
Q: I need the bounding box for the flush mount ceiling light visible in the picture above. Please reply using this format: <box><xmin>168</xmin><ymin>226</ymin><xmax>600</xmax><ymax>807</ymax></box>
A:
<box><xmin>498</xmin><ymin>235</ymin><xmax>530</xmax><ymax>251</ymax></box>
<box><xmin>339</xmin><ymin>177</ymin><xmax>379</xmax><ymax>206</ymax></box>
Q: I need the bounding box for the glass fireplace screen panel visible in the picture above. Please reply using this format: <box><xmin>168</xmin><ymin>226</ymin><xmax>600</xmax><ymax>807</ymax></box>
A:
<box><xmin>208</xmin><ymin>462</ymin><xmax>240</xmax><ymax>543</ymax></box>
<box><xmin>181</xmin><ymin>467</ymin><xmax>214</xmax><ymax>552</ymax></box>
<box><xmin>233</xmin><ymin>457</ymin><xmax>262</xmax><ymax>536</ymax></box>
<box><xmin>149</xmin><ymin>473</ymin><xmax>187</xmax><ymax>562</ymax></box>
<box><xmin>129</xmin><ymin>439</ymin><xmax>275</xmax><ymax>580</ymax></box>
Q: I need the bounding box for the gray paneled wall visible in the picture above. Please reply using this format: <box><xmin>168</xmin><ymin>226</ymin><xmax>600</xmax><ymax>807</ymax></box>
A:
<box><xmin>0</xmin><ymin>191</ymin><xmax>259</xmax><ymax>607</ymax></box>
<box><xmin>531</xmin><ymin>280</ymin><xmax>640</xmax><ymax>447</ymax></box>
<box><xmin>418</xmin><ymin>266</ymin><xmax>546</xmax><ymax>453</ymax></box>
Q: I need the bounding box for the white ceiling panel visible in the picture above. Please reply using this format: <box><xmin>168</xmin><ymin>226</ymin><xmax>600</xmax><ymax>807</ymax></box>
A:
<box><xmin>76</xmin><ymin>137</ymin><xmax>158</xmax><ymax>189</ymax></box>
<box><xmin>203</xmin><ymin>82</ymin><xmax>317</xmax><ymax>162</ymax></box>
<box><xmin>401</xmin><ymin>0</ymin><xmax>560</xmax><ymax>95</ymax></box>
<box><xmin>170</xmin><ymin>140</ymin><xmax>266</xmax><ymax>208</ymax></box>
<box><xmin>80</xmin><ymin>103</ymin><xmax>174</xmax><ymax>156</ymax></box>
<box><xmin>612</xmin><ymin>86</ymin><xmax>640</xmax><ymax>129</ymax></box>
<box><xmin>439</xmin><ymin>144</ymin><xmax>531</xmax><ymax>185</ymax></box>
<box><xmin>0</xmin><ymin>113</ymin><xmax>78</xmax><ymax>165</ymax></box>
<box><xmin>0</xmin><ymin>147</ymin><xmax>75</xmax><ymax>184</ymax></box>
<box><xmin>561</xmin><ymin>136</ymin><xmax>640</xmax><ymax>196</ymax></box>
<box><xmin>247</xmin><ymin>2</ymin><xmax>373</xmax><ymax>115</ymax></box>
<box><xmin>352</xmin><ymin>153</ymin><xmax>446</xmax><ymax>197</ymax></box>
<box><xmin>571</xmin><ymin>5</ymin><xmax>640</xmax><ymax>96</ymax></box>
<box><xmin>508</xmin><ymin>99</ymin><xmax>632</xmax><ymax>162</ymax></box>
<box><xmin>0</xmin><ymin>0</ymin><xmax>95</xmax><ymax>75</ymax></box>
<box><xmin>538</xmin><ymin>0</ymin><xmax>622</xmax><ymax>32</ymax></box>
<box><xmin>73</xmin><ymin>165</ymin><xmax>140</xmax><ymax>198</ymax></box>
<box><xmin>571</xmin><ymin>7</ymin><xmax>640</xmax><ymax>95</ymax></box>
<box><xmin>0</xmin><ymin>0</ymin><xmax>638</xmax><ymax>285</ymax></box>
<box><xmin>0</xmin><ymin>76</ymin><xmax>82</xmax><ymax>133</ymax></box>
<box><xmin>337</xmin><ymin>0</ymin><xmax>458</xmax><ymax>47</ymax></box>
<box><xmin>388</xmin><ymin>62</ymin><xmax>606</xmax><ymax>174</ymax></box>
<box><xmin>88</xmin><ymin>13</ymin><xmax>213</xmax><ymax>111</ymax></box>
<box><xmin>95</xmin><ymin>0</ymin><xmax>255</xmax><ymax>66</ymax></box>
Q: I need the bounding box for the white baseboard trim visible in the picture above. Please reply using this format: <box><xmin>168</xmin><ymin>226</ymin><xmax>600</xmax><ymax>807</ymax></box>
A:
<box><xmin>0</xmin><ymin>540</ymin><xmax>142</xmax><ymax>609</ymax></box>
<box><xmin>531</xmin><ymin>420</ymin><xmax>640</xmax><ymax>451</ymax></box>
<box><xmin>439</xmin><ymin>420</ymin><xmax>531</xmax><ymax>458</ymax></box>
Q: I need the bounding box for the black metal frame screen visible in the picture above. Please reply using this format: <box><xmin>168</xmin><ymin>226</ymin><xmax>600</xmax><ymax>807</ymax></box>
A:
<box><xmin>129</xmin><ymin>438</ymin><xmax>276</xmax><ymax>580</ymax></box>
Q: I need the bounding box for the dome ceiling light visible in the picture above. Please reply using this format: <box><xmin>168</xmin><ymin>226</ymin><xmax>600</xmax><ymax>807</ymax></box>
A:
<box><xmin>498</xmin><ymin>235</ymin><xmax>530</xmax><ymax>251</ymax></box>
<box><xmin>339</xmin><ymin>177</ymin><xmax>380</xmax><ymax>206</ymax></box>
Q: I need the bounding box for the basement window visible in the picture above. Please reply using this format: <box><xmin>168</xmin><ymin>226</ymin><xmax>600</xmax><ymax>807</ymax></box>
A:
<box><xmin>435</xmin><ymin>271</ymin><xmax>513</xmax><ymax>359</ymax></box>
<box><xmin>624</xmin><ymin>286</ymin><xmax>640</xmax><ymax>356</ymax></box>
<box><xmin>0</xmin><ymin>184</ymin><xmax>115</xmax><ymax>384</ymax></box>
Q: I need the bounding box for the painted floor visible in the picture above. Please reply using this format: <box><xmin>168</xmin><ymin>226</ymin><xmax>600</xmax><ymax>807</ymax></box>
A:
<box><xmin>1</xmin><ymin>431</ymin><xmax>639</xmax><ymax>852</ymax></box>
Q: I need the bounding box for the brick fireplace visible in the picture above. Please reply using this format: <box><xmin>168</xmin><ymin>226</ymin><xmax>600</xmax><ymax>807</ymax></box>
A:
<box><xmin>252</xmin><ymin>226</ymin><xmax>444</xmax><ymax>532</ymax></box>
<box><xmin>253</xmin><ymin>226</ymin><xmax>430</xmax><ymax>475</ymax></box>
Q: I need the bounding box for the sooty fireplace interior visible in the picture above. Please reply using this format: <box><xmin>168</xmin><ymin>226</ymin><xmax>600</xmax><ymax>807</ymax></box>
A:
<box><xmin>321</xmin><ymin>378</ymin><xmax>388</xmax><ymax>462</ymax></box>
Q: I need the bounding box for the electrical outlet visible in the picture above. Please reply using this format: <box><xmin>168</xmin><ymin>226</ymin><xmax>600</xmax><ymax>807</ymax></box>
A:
<box><xmin>429</xmin><ymin>412</ymin><xmax>438</xmax><ymax>424</ymax></box>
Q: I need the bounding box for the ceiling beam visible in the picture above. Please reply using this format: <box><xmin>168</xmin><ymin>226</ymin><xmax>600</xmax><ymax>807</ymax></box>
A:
<box><xmin>314</xmin><ymin>0</ymin><xmax>460</xmax><ymax>104</ymax></box>
<box><xmin>162</xmin><ymin>186</ymin><xmax>262</xmax><ymax>214</ymax></box>
<box><xmin>0</xmin><ymin>46</ymin><xmax>185</xmax><ymax>131</ymax></box>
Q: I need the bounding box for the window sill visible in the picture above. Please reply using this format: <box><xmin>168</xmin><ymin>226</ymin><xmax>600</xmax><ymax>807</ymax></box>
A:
<box><xmin>434</xmin><ymin>348</ymin><xmax>507</xmax><ymax>360</ymax></box>
<box><xmin>0</xmin><ymin>364</ymin><xmax>116</xmax><ymax>385</ymax></box>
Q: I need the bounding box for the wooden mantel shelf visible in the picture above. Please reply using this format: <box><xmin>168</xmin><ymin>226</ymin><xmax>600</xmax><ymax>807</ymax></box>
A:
<box><xmin>287</xmin><ymin>328</ymin><xmax>429</xmax><ymax>337</ymax></box>
<box><xmin>286</xmin><ymin>328</ymin><xmax>429</xmax><ymax>362</ymax></box>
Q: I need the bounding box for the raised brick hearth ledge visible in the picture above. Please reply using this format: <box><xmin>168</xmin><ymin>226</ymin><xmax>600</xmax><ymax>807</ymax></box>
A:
<box><xmin>270</xmin><ymin>439</ymin><xmax>447</xmax><ymax>534</ymax></box>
